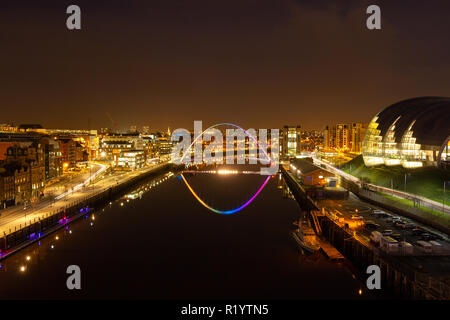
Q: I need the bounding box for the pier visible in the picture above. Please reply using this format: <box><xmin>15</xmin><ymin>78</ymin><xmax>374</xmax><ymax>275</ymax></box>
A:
<box><xmin>281</xmin><ymin>165</ymin><xmax>450</xmax><ymax>299</ymax></box>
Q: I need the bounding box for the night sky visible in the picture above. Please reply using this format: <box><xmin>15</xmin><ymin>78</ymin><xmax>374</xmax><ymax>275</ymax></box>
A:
<box><xmin>1</xmin><ymin>0</ymin><xmax>450</xmax><ymax>131</ymax></box>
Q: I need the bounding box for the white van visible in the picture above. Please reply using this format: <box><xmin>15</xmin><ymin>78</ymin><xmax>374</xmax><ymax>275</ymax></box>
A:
<box><xmin>380</xmin><ymin>236</ymin><xmax>399</xmax><ymax>253</ymax></box>
<box><xmin>429</xmin><ymin>240</ymin><xmax>443</xmax><ymax>254</ymax></box>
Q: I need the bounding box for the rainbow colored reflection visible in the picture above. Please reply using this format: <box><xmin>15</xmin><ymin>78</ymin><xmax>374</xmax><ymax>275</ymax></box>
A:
<box><xmin>180</xmin><ymin>173</ymin><xmax>270</xmax><ymax>215</ymax></box>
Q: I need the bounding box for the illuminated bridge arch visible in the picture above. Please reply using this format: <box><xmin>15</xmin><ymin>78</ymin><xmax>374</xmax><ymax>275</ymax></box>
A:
<box><xmin>178</xmin><ymin>122</ymin><xmax>274</xmax><ymax>214</ymax></box>
<box><xmin>179</xmin><ymin>122</ymin><xmax>272</xmax><ymax>165</ymax></box>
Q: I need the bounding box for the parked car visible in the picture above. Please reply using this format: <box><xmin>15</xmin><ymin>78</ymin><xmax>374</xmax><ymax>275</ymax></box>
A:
<box><xmin>378</xmin><ymin>212</ymin><xmax>391</xmax><ymax>218</ymax></box>
<box><xmin>394</xmin><ymin>221</ymin><xmax>407</xmax><ymax>229</ymax></box>
<box><xmin>391</xmin><ymin>233</ymin><xmax>402</xmax><ymax>241</ymax></box>
<box><xmin>382</xmin><ymin>230</ymin><xmax>394</xmax><ymax>236</ymax></box>
<box><xmin>412</xmin><ymin>228</ymin><xmax>425</xmax><ymax>236</ymax></box>
<box><xmin>421</xmin><ymin>233</ymin><xmax>437</xmax><ymax>241</ymax></box>
<box><xmin>365</xmin><ymin>221</ymin><xmax>380</xmax><ymax>230</ymax></box>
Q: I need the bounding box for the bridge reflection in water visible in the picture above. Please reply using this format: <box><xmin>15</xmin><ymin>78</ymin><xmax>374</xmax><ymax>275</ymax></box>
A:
<box><xmin>179</xmin><ymin>167</ymin><xmax>271</xmax><ymax>215</ymax></box>
<box><xmin>0</xmin><ymin>165</ymin><xmax>368</xmax><ymax>299</ymax></box>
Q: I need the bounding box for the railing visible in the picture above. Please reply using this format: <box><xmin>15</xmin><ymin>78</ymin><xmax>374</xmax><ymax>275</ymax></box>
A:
<box><xmin>312</xmin><ymin>156</ymin><xmax>450</xmax><ymax>214</ymax></box>
<box><xmin>0</xmin><ymin>163</ymin><xmax>171</xmax><ymax>254</ymax></box>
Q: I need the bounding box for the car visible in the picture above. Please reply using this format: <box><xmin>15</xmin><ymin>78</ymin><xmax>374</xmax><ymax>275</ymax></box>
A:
<box><xmin>404</xmin><ymin>223</ymin><xmax>416</xmax><ymax>229</ymax></box>
<box><xmin>392</xmin><ymin>216</ymin><xmax>401</xmax><ymax>221</ymax></box>
<box><xmin>412</xmin><ymin>228</ymin><xmax>425</xmax><ymax>235</ymax></box>
<box><xmin>351</xmin><ymin>215</ymin><xmax>364</xmax><ymax>220</ymax></box>
<box><xmin>394</xmin><ymin>221</ymin><xmax>407</xmax><ymax>229</ymax></box>
<box><xmin>420</xmin><ymin>233</ymin><xmax>432</xmax><ymax>240</ymax></box>
<box><xmin>382</xmin><ymin>230</ymin><xmax>394</xmax><ymax>236</ymax></box>
<box><xmin>421</xmin><ymin>233</ymin><xmax>437</xmax><ymax>241</ymax></box>
<box><xmin>391</xmin><ymin>233</ymin><xmax>402</xmax><ymax>241</ymax></box>
<box><xmin>365</xmin><ymin>222</ymin><xmax>380</xmax><ymax>230</ymax></box>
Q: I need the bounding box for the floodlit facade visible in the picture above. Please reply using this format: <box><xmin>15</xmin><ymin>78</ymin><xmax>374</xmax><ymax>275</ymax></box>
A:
<box><xmin>281</xmin><ymin>125</ymin><xmax>301</xmax><ymax>157</ymax></box>
<box><xmin>324</xmin><ymin>123</ymin><xmax>367</xmax><ymax>153</ymax></box>
<box><xmin>117</xmin><ymin>150</ymin><xmax>145</xmax><ymax>170</ymax></box>
<box><xmin>362</xmin><ymin>97</ymin><xmax>450</xmax><ymax>169</ymax></box>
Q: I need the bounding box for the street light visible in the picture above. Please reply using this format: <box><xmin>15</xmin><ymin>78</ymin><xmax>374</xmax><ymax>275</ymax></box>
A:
<box><xmin>444</xmin><ymin>181</ymin><xmax>449</xmax><ymax>213</ymax></box>
<box><xmin>404</xmin><ymin>173</ymin><xmax>411</xmax><ymax>193</ymax></box>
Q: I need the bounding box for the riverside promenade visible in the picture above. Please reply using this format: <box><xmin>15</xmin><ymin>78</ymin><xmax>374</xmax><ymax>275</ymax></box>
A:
<box><xmin>0</xmin><ymin>162</ymin><xmax>172</xmax><ymax>258</ymax></box>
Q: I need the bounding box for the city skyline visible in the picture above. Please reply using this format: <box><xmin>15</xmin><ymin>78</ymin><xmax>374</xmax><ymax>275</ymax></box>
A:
<box><xmin>3</xmin><ymin>1</ymin><xmax>450</xmax><ymax>130</ymax></box>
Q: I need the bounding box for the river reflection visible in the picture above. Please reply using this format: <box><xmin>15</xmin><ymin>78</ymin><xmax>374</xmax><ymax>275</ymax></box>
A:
<box><xmin>0</xmin><ymin>168</ymin><xmax>371</xmax><ymax>299</ymax></box>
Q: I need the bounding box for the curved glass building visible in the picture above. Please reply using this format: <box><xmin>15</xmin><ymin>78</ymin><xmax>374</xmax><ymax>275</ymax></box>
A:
<box><xmin>362</xmin><ymin>97</ymin><xmax>450</xmax><ymax>169</ymax></box>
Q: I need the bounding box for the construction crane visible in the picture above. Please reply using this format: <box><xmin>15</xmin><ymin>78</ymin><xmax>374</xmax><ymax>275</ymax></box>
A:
<box><xmin>105</xmin><ymin>112</ymin><xmax>119</xmax><ymax>132</ymax></box>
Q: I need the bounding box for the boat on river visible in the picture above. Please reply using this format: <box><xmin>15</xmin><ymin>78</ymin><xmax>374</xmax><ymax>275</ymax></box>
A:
<box><xmin>291</xmin><ymin>219</ymin><xmax>320</xmax><ymax>254</ymax></box>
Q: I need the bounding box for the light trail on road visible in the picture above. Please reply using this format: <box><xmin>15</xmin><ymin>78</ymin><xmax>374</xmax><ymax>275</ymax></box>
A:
<box><xmin>54</xmin><ymin>162</ymin><xmax>107</xmax><ymax>200</ymax></box>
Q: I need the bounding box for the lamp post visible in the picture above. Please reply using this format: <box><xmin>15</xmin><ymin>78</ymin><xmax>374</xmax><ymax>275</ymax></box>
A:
<box><xmin>404</xmin><ymin>173</ymin><xmax>410</xmax><ymax>193</ymax></box>
<box><xmin>444</xmin><ymin>181</ymin><xmax>449</xmax><ymax>213</ymax></box>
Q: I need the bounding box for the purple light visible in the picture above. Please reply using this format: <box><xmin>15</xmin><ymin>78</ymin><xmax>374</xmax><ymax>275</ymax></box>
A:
<box><xmin>181</xmin><ymin>174</ymin><xmax>271</xmax><ymax>215</ymax></box>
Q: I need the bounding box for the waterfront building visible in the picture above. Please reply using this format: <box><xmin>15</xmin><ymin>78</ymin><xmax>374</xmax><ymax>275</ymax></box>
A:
<box><xmin>362</xmin><ymin>97</ymin><xmax>450</xmax><ymax>168</ymax></box>
<box><xmin>0</xmin><ymin>170</ymin><xmax>14</xmax><ymax>208</ymax></box>
<box><xmin>324</xmin><ymin>123</ymin><xmax>351</xmax><ymax>151</ymax></box>
<box><xmin>40</xmin><ymin>138</ymin><xmax>63</xmax><ymax>180</ymax></box>
<box><xmin>324</xmin><ymin>122</ymin><xmax>368</xmax><ymax>153</ymax></box>
<box><xmin>57</xmin><ymin>138</ymin><xmax>77</xmax><ymax>168</ymax></box>
<box><xmin>3</xmin><ymin>144</ymin><xmax>46</xmax><ymax>202</ymax></box>
<box><xmin>0</xmin><ymin>124</ymin><xmax>18</xmax><ymax>133</ymax></box>
<box><xmin>18</xmin><ymin>124</ymin><xmax>43</xmax><ymax>132</ymax></box>
<box><xmin>0</xmin><ymin>132</ymin><xmax>62</xmax><ymax>181</ymax></box>
<box><xmin>116</xmin><ymin>150</ymin><xmax>145</xmax><ymax>170</ymax></box>
<box><xmin>153</xmin><ymin>136</ymin><xmax>173</xmax><ymax>157</ymax></box>
<box><xmin>281</xmin><ymin>125</ymin><xmax>302</xmax><ymax>157</ymax></box>
<box><xmin>351</xmin><ymin>123</ymin><xmax>368</xmax><ymax>153</ymax></box>
<box><xmin>289</xmin><ymin>158</ymin><xmax>335</xmax><ymax>186</ymax></box>
<box><xmin>100</xmin><ymin>132</ymin><xmax>144</xmax><ymax>163</ymax></box>
<box><xmin>0</xmin><ymin>162</ymin><xmax>32</xmax><ymax>206</ymax></box>
<box><xmin>100</xmin><ymin>127</ymin><xmax>111</xmax><ymax>135</ymax></box>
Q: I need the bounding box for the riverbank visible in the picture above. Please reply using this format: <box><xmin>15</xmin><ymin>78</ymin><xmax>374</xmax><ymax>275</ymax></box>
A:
<box><xmin>0</xmin><ymin>162</ymin><xmax>174</xmax><ymax>260</ymax></box>
<box><xmin>281</xmin><ymin>165</ymin><xmax>450</xmax><ymax>299</ymax></box>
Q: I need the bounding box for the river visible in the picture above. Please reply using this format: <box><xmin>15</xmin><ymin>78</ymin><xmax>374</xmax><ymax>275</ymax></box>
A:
<box><xmin>0</xmin><ymin>167</ymin><xmax>372</xmax><ymax>299</ymax></box>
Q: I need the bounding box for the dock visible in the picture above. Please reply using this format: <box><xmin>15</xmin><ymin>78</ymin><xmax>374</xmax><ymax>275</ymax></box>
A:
<box><xmin>317</xmin><ymin>238</ymin><xmax>345</xmax><ymax>261</ymax></box>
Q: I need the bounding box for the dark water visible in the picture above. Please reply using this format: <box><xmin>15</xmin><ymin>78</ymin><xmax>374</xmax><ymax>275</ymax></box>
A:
<box><xmin>0</xmin><ymin>168</ymin><xmax>369</xmax><ymax>299</ymax></box>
